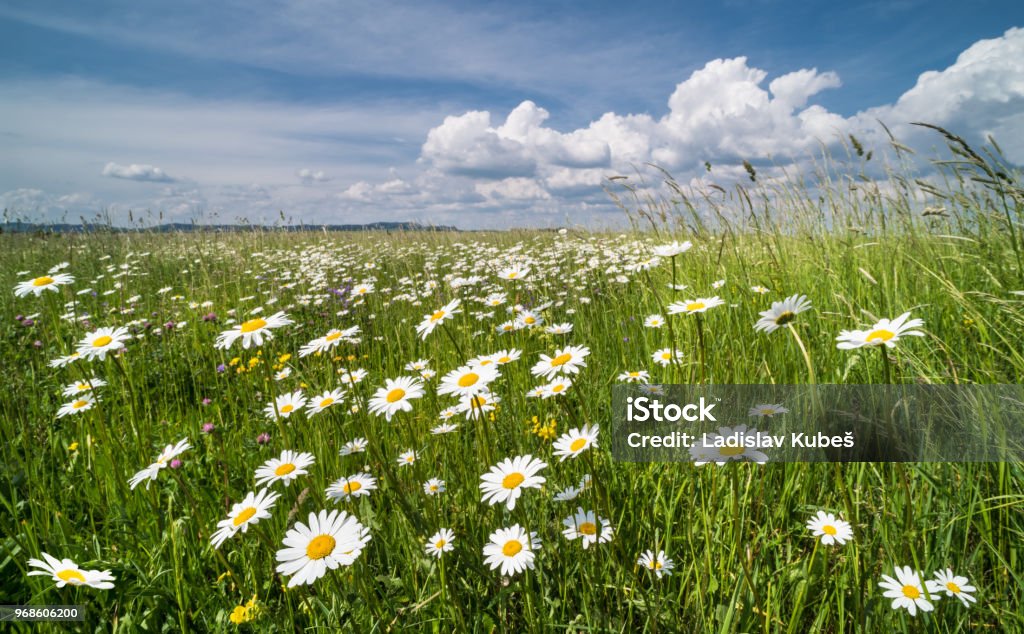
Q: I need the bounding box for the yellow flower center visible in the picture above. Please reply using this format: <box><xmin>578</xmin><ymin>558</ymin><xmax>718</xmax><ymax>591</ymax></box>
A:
<box><xmin>551</xmin><ymin>384</ymin><xmax>565</xmax><ymax>393</ymax></box>
<box><xmin>240</xmin><ymin>318</ymin><xmax>267</xmax><ymax>333</ymax></box>
<box><xmin>274</xmin><ymin>463</ymin><xmax>296</xmax><ymax>476</ymax></box>
<box><xmin>76</xmin><ymin>383</ymin><xmax>91</xmax><ymax>391</ymax></box>
<box><xmin>550</xmin><ymin>353</ymin><xmax>572</xmax><ymax>366</ymax></box>
<box><xmin>569</xmin><ymin>438</ymin><xmax>588</xmax><ymax>452</ymax></box>
<box><xmin>458</xmin><ymin>373</ymin><xmax>480</xmax><ymax>387</ymax></box>
<box><xmin>719</xmin><ymin>445</ymin><xmax>745</xmax><ymax>457</ymax></box>
<box><xmin>866</xmin><ymin>329</ymin><xmax>895</xmax><ymax>343</ymax></box>
<box><xmin>72</xmin><ymin>400</ymin><xmax>89</xmax><ymax>409</ymax></box>
<box><xmin>507</xmin><ymin>272</ymin><xmax>518</xmax><ymax>279</ymax></box>
<box><xmin>578</xmin><ymin>521</ymin><xmax>597</xmax><ymax>535</ymax></box>
<box><xmin>57</xmin><ymin>569</ymin><xmax>86</xmax><ymax>583</ymax></box>
<box><xmin>946</xmin><ymin>581</ymin><xmax>961</xmax><ymax>594</ymax></box>
<box><xmin>498</xmin><ymin>356</ymin><xmax>511</xmax><ymax>363</ymax></box>
<box><xmin>653</xmin><ymin>561</ymin><xmax>663</xmax><ymax>570</ymax></box>
<box><xmin>319</xmin><ymin>398</ymin><xmax>334</xmax><ymax>408</ymax></box>
<box><xmin>233</xmin><ymin>507</ymin><xmax>258</xmax><ymax>526</ymax></box>
<box><xmin>524</xmin><ymin>316</ymin><xmax>536</xmax><ymax>325</ymax></box>
<box><xmin>280</xmin><ymin>404</ymin><xmax>294</xmax><ymax>413</ymax></box>
<box><xmin>33</xmin><ymin>276</ymin><xmax>55</xmax><ymax>286</ymax></box>
<box><xmin>435</xmin><ymin>539</ymin><xmax>446</xmax><ymax>548</ymax></box>
<box><xmin>325</xmin><ymin>332</ymin><xmax>342</xmax><ymax>341</ymax></box>
<box><xmin>502</xmin><ymin>540</ymin><xmax>523</xmax><ymax>556</ymax></box>
<box><xmin>92</xmin><ymin>335</ymin><xmax>113</xmax><ymax>348</ymax></box>
<box><xmin>430</xmin><ymin>310</ymin><xmax>446</xmax><ymax>322</ymax></box>
<box><xmin>386</xmin><ymin>388</ymin><xmax>406</xmax><ymax>403</ymax></box>
<box><xmin>901</xmin><ymin>585</ymin><xmax>920</xmax><ymax>599</ymax></box>
<box><xmin>342</xmin><ymin>481</ymin><xmax>362</xmax><ymax>494</ymax></box>
<box><xmin>470</xmin><ymin>396</ymin><xmax>487</xmax><ymax>408</ymax></box>
<box><xmin>686</xmin><ymin>302</ymin><xmax>706</xmax><ymax>312</ymax></box>
<box><xmin>823</xmin><ymin>525</ymin><xmax>837</xmax><ymax>536</ymax></box>
<box><xmin>306</xmin><ymin>534</ymin><xmax>336</xmax><ymax>560</ymax></box>
<box><xmin>502</xmin><ymin>472</ymin><xmax>525</xmax><ymax>489</ymax></box>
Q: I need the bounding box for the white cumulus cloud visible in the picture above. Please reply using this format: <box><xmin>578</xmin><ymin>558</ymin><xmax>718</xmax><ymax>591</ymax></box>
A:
<box><xmin>102</xmin><ymin>162</ymin><xmax>175</xmax><ymax>182</ymax></box>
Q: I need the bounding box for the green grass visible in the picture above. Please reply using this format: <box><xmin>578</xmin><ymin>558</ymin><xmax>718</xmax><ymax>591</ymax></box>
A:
<box><xmin>1</xmin><ymin>128</ymin><xmax>1023</xmax><ymax>632</ymax></box>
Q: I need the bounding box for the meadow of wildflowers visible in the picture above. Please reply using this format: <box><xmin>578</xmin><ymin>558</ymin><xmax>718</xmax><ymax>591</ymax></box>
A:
<box><xmin>1</xmin><ymin>131</ymin><xmax>1022</xmax><ymax>631</ymax></box>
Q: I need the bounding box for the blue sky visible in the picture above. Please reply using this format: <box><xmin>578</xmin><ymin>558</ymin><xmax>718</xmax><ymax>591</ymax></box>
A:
<box><xmin>1</xmin><ymin>1</ymin><xmax>1022</xmax><ymax>228</ymax></box>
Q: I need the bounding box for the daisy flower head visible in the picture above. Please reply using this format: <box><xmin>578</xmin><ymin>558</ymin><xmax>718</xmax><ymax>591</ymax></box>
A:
<box><xmin>49</xmin><ymin>351</ymin><xmax>82</xmax><ymax>368</ymax></box>
<box><xmin>431</xmin><ymin>422</ymin><xmax>459</xmax><ymax>434</ymax></box>
<box><xmin>275</xmin><ymin>509</ymin><xmax>371</xmax><ymax>588</ymax></box>
<box><xmin>879</xmin><ymin>566</ymin><xmax>935</xmax><ymax>616</ymax></box>
<box><xmin>62</xmin><ymin>377</ymin><xmax>107</xmax><ymax>397</ymax></box>
<box><xmin>397</xmin><ymin>449</ymin><xmax>418</xmax><ymax>467</ymax></box>
<box><xmin>368</xmin><ymin>376</ymin><xmax>424</xmax><ymax>421</ymax></box>
<box><xmin>27</xmin><ymin>553</ymin><xmax>115</xmax><ymax>589</ymax></box>
<box><xmin>77</xmin><ymin>326</ymin><xmax>130</xmax><ymax>361</ymax></box>
<box><xmin>326</xmin><ymin>473</ymin><xmax>377</xmax><ymax>501</ymax></box>
<box><xmin>306</xmin><ymin>388</ymin><xmax>346</xmax><ymax>417</ymax></box>
<box><xmin>264</xmin><ymin>390</ymin><xmax>307</xmax><ymax>421</ymax></box>
<box><xmin>668</xmin><ymin>296</ymin><xmax>725</xmax><ymax>315</ymax></box>
<box><xmin>545</xmin><ymin>322</ymin><xmax>573</xmax><ymax>335</ymax></box>
<box><xmin>531</xmin><ymin>345</ymin><xmax>590</xmax><ymax>379</ymax></box>
<box><xmin>751</xmin><ymin>285</ymin><xmax>771</xmax><ymax>294</ymax></box>
<box><xmin>298</xmin><ymin>327</ymin><xmax>359</xmax><ymax>357</ymax></box>
<box><xmin>541</xmin><ymin>376</ymin><xmax>573</xmax><ymax>398</ymax></box>
<box><xmin>57</xmin><ymin>394</ymin><xmax>97</xmax><ymax>418</ymax></box>
<box><xmin>426</xmin><ymin>528</ymin><xmax>455</xmax><ymax>558</ymax></box>
<box><xmin>338</xmin><ymin>368</ymin><xmax>368</xmax><ymax>386</ymax></box>
<box><xmin>644</xmin><ymin>315</ymin><xmax>666</xmax><ymax>328</ymax></box>
<box><xmin>423</xmin><ymin>478</ymin><xmax>446</xmax><ymax>495</ymax></box>
<box><xmin>754</xmin><ymin>294</ymin><xmax>811</xmax><ymax>333</ymax></box>
<box><xmin>254</xmin><ymin>450</ymin><xmax>315</xmax><ymax>488</ymax></box>
<box><xmin>638</xmin><ymin>550</ymin><xmax>674</xmax><ymax>579</ymax></box>
<box><xmin>128</xmin><ymin>438</ymin><xmax>192</xmax><ymax>490</ymax></box>
<box><xmin>416</xmin><ymin>298</ymin><xmax>461</xmax><ymax>340</ymax></box>
<box><xmin>514</xmin><ymin>310</ymin><xmax>543</xmax><ymax>329</ymax></box>
<box><xmin>339</xmin><ymin>437</ymin><xmax>368</xmax><ymax>456</ymax></box>
<box><xmin>617</xmin><ymin>370</ymin><xmax>650</xmax><ymax>383</ymax></box>
<box><xmin>806</xmin><ymin>511</ymin><xmax>853</xmax><ymax>546</ymax></box>
<box><xmin>15</xmin><ymin>272</ymin><xmax>76</xmax><ymax>298</ymax></box>
<box><xmin>712</xmin><ymin>279</ymin><xmax>726</xmax><ymax>289</ymax></box>
<box><xmin>478</xmin><ymin>348</ymin><xmax>522</xmax><ymax>366</ymax></box>
<box><xmin>458</xmin><ymin>391</ymin><xmax>500</xmax><ymax>419</ymax></box>
<box><xmin>480</xmin><ymin>455</ymin><xmax>547</xmax><ymax>510</ymax></box>
<box><xmin>748</xmin><ymin>403</ymin><xmax>789</xmax><ymax>418</ymax></box>
<box><xmin>561</xmin><ymin>507</ymin><xmax>614</xmax><ymax>549</ymax></box>
<box><xmin>483</xmin><ymin>524</ymin><xmax>541</xmax><ymax>577</ymax></box>
<box><xmin>652</xmin><ymin>240</ymin><xmax>693</xmax><ymax>258</ymax></box>
<box><xmin>928</xmin><ymin>568</ymin><xmax>977</xmax><ymax>607</ymax></box>
<box><xmin>690</xmin><ymin>425</ymin><xmax>769</xmax><ymax>466</ymax></box>
<box><xmin>211</xmin><ymin>489</ymin><xmax>280</xmax><ymax>549</ymax></box>
<box><xmin>498</xmin><ymin>264</ymin><xmax>530</xmax><ymax>281</ymax></box>
<box><xmin>652</xmin><ymin>348</ymin><xmax>683</xmax><ymax>367</ymax></box>
<box><xmin>552</xmin><ymin>423</ymin><xmax>599</xmax><ymax>461</ymax></box>
<box><xmin>836</xmin><ymin>312</ymin><xmax>925</xmax><ymax>349</ymax></box>
<box><xmin>438</xmin><ymin>364</ymin><xmax>499</xmax><ymax>397</ymax></box>
<box><xmin>553</xmin><ymin>483</ymin><xmax>582</xmax><ymax>502</ymax></box>
<box><xmin>215</xmin><ymin>311</ymin><xmax>293</xmax><ymax>350</ymax></box>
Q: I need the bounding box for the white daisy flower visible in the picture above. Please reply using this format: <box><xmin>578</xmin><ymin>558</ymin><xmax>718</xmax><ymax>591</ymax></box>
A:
<box><xmin>57</xmin><ymin>394</ymin><xmax>97</xmax><ymax>418</ymax></box>
<box><xmin>306</xmin><ymin>388</ymin><xmax>346</xmax><ymax>417</ymax></box>
<box><xmin>264</xmin><ymin>390</ymin><xmax>307</xmax><ymax>420</ymax></box>
<box><xmin>27</xmin><ymin>553</ymin><xmax>115</xmax><ymax>589</ymax></box>
<box><xmin>254</xmin><ymin>450</ymin><xmax>315</xmax><ymax>488</ymax></box>
<box><xmin>275</xmin><ymin>510</ymin><xmax>372</xmax><ymax>587</ymax></box>
<box><xmin>215</xmin><ymin>311</ymin><xmax>293</xmax><ymax>350</ymax></box>
<box><xmin>339</xmin><ymin>438</ymin><xmax>368</xmax><ymax>456</ymax></box>
<box><xmin>438</xmin><ymin>364</ymin><xmax>499</xmax><ymax>398</ymax></box>
<box><xmin>482</xmin><ymin>525</ymin><xmax>541</xmax><ymax>577</ymax></box>
<box><xmin>425</xmin><ymin>528</ymin><xmax>455</xmax><ymax>558</ymax></box>
<box><xmin>561</xmin><ymin>507</ymin><xmax>614</xmax><ymax>549</ymax></box>
<box><xmin>806</xmin><ymin>510</ymin><xmax>853</xmax><ymax>546</ymax></box>
<box><xmin>423</xmin><ymin>478</ymin><xmax>446</xmax><ymax>496</ymax></box>
<box><xmin>479</xmin><ymin>455</ymin><xmax>546</xmax><ymax>510</ymax></box>
<box><xmin>77</xmin><ymin>326</ymin><xmax>130</xmax><ymax>361</ymax></box>
<box><xmin>637</xmin><ymin>550</ymin><xmax>674</xmax><ymax>578</ymax></box>
<box><xmin>754</xmin><ymin>294</ymin><xmax>811</xmax><ymax>333</ymax></box>
<box><xmin>928</xmin><ymin>568</ymin><xmax>977</xmax><ymax>607</ymax></box>
<box><xmin>552</xmin><ymin>424</ymin><xmax>599</xmax><ymax>461</ymax></box>
<box><xmin>128</xmin><ymin>438</ymin><xmax>191</xmax><ymax>490</ymax></box>
<box><xmin>667</xmin><ymin>296</ymin><xmax>726</xmax><ymax>315</ymax></box>
<box><xmin>415</xmin><ymin>299</ymin><xmax>461</xmax><ymax>340</ymax></box>
<box><xmin>14</xmin><ymin>273</ymin><xmax>75</xmax><ymax>297</ymax></box>
<box><xmin>879</xmin><ymin>566</ymin><xmax>935</xmax><ymax>616</ymax></box>
<box><xmin>368</xmin><ymin>376</ymin><xmax>424</xmax><ymax>421</ymax></box>
<box><xmin>836</xmin><ymin>312</ymin><xmax>925</xmax><ymax>349</ymax></box>
<box><xmin>748</xmin><ymin>403</ymin><xmax>789</xmax><ymax>417</ymax></box>
<box><xmin>530</xmin><ymin>345</ymin><xmax>590</xmax><ymax>379</ymax></box>
<box><xmin>211</xmin><ymin>489</ymin><xmax>280</xmax><ymax>548</ymax></box>
<box><xmin>326</xmin><ymin>473</ymin><xmax>377</xmax><ymax>501</ymax></box>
